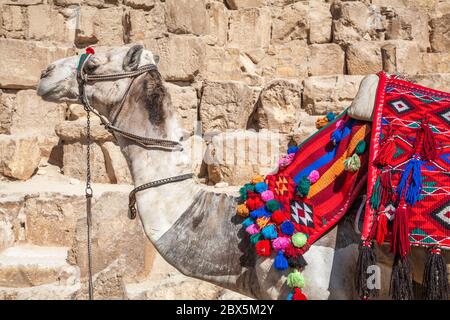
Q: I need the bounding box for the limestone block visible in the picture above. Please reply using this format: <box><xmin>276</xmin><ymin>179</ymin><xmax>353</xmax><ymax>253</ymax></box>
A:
<box><xmin>123</xmin><ymin>0</ymin><xmax>156</xmax><ymax>10</ymax></box>
<box><xmin>225</xmin><ymin>0</ymin><xmax>265</xmax><ymax>9</ymax></box>
<box><xmin>0</xmin><ymin>39</ymin><xmax>74</xmax><ymax>89</ymax></box>
<box><xmin>254</xmin><ymin>79</ymin><xmax>302</xmax><ymax>134</ymax></box>
<box><xmin>308</xmin><ymin>44</ymin><xmax>345</xmax><ymax>76</ymax></box>
<box><xmin>146</xmin><ymin>35</ymin><xmax>206</xmax><ymax>82</ymax></box>
<box><xmin>206</xmin><ymin>130</ymin><xmax>280</xmax><ymax>185</ymax></box>
<box><xmin>420</xmin><ymin>53</ymin><xmax>450</xmax><ymax>74</ymax></box>
<box><xmin>346</xmin><ymin>42</ymin><xmax>383</xmax><ymax>75</ymax></box>
<box><xmin>430</xmin><ymin>6</ymin><xmax>450</xmax><ymax>53</ymax></box>
<box><xmin>68</xmin><ymin>192</ymin><xmax>149</xmax><ymax>282</ymax></box>
<box><xmin>303</xmin><ymin>75</ymin><xmax>364</xmax><ymax>115</ymax></box>
<box><xmin>165</xmin><ymin>83</ymin><xmax>198</xmax><ymax>135</ymax></box>
<box><xmin>0</xmin><ymin>4</ymin><xmax>24</xmax><ymax>38</ymax></box>
<box><xmin>271</xmin><ymin>2</ymin><xmax>308</xmax><ymax>44</ymax></box>
<box><xmin>331</xmin><ymin>1</ymin><xmax>382</xmax><ymax>46</ymax></box>
<box><xmin>0</xmin><ymin>91</ymin><xmax>14</xmax><ymax>134</ymax></box>
<box><xmin>259</xmin><ymin>40</ymin><xmax>309</xmax><ymax>80</ymax></box>
<box><xmin>55</xmin><ymin>119</ymin><xmax>114</xmax><ymax>143</ymax></box>
<box><xmin>201</xmin><ymin>46</ymin><xmax>243</xmax><ymax>82</ymax></box>
<box><xmin>228</xmin><ymin>8</ymin><xmax>271</xmax><ymax>50</ymax></box>
<box><xmin>413</xmin><ymin>74</ymin><xmax>450</xmax><ymax>92</ymax></box>
<box><xmin>308</xmin><ymin>1</ymin><xmax>332</xmax><ymax>44</ymax></box>
<box><xmin>0</xmin><ymin>135</ymin><xmax>41</xmax><ymax>180</ymax></box>
<box><xmin>206</xmin><ymin>1</ymin><xmax>228</xmax><ymax>46</ymax></box>
<box><xmin>12</xmin><ymin>89</ymin><xmax>66</xmax><ymax>135</ymax></box>
<box><xmin>165</xmin><ymin>0</ymin><xmax>209</xmax><ymax>36</ymax></box>
<box><xmin>199</xmin><ymin>81</ymin><xmax>254</xmax><ymax>134</ymax></box>
<box><xmin>100</xmin><ymin>141</ymin><xmax>132</xmax><ymax>185</ymax></box>
<box><xmin>125</xmin><ymin>4</ymin><xmax>166</xmax><ymax>43</ymax></box>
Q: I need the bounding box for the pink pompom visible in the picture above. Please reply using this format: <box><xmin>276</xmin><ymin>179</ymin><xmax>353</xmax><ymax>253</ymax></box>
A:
<box><xmin>246</xmin><ymin>224</ymin><xmax>260</xmax><ymax>235</ymax></box>
<box><xmin>335</xmin><ymin>120</ymin><xmax>344</xmax><ymax>129</ymax></box>
<box><xmin>261</xmin><ymin>190</ymin><xmax>275</xmax><ymax>202</ymax></box>
<box><xmin>308</xmin><ymin>170</ymin><xmax>320</xmax><ymax>183</ymax></box>
<box><xmin>272</xmin><ymin>237</ymin><xmax>291</xmax><ymax>250</ymax></box>
<box><xmin>278</xmin><ymin>153</ymin><xmax>295</xmax><ymax>168</ymax></box>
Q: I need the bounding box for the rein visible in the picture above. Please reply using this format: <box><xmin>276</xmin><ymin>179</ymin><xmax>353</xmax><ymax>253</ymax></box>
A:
<box><xmin>76</xmin><ymin>48</ymin><xmax>193</xmax><ymax>299</ymax></box>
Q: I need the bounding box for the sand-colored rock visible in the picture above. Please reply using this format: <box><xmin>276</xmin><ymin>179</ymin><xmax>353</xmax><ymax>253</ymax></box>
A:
<box><xmin>430</xmin><ymin>6</ymin><xmax>450</xmax><ymax>53</ymax></box>
<box><xmin>0</xmin><ymin>135</ymin><xmax>41</xmax><ymax>180</ymax></box>
<box><xmin>308</xmin><ymin>1</ymin><xmax>332</xmax><ymax>44</ymax></box>
<box><xmin>100</xmin><ymin>141</ymin><xmax>132</xmax><ymax>184</ymax></box>
<box><xmin>303</xmin><ymin>75</ymin><xmax>364</xmax><ymax>115</ymax></box>
<box><xmin>271</xmin><ymin>2</ymin><xmax>308</xmax><ymax>44</ymax></box>
<box><xmin>308</xmin><ymin>44</ymin><xmax>345</xmax><ymax>76</ymax></box>
<box><xmin>254</xmin><ymin>79</ymin><xmax>302</xmax><ymax>134</ymax></box>
<box><xmin>199</xmin><ymin>81</ymin><xmax>254</xmax><ymax>134</ymax></box>
<box><xmin>26</xmin><ymin>5</ymin><xmax>74</xmax><ymax>43</ymax></box>
<box><xmin>207</xmin><ymin>1</ymin><xmax>228</xmax><ymax>46</ymax></box>
<box><xmin>0</xmin><ymin>39</ymin><xmax>74</xmax><ymax>89</ymax></box>
<box><xmin>228</xmin><ymin>8</ymin><xmax>271</xmax><ymax>50</ymax></box>
<box><xmin>346</xmin><ymin>42</ymin><xmax>383</xmax><ymax>75</ymax></box>
<box><xmin>225</xmin><ymin>0</ymin><xmax>265</xmax><ymax>10</ymax></box>
<box><xmin>165</xmin><ymin>0</ymin><xmax>208</xmax><ymax>36</ymax></box>
<box><xmin>166</xmin><ymin>83</ymin><xmax>198</xmax><ymax>135</ymax></box>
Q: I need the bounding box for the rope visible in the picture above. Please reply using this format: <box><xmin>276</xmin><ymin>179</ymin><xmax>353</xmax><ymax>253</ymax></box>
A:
<box><xmin>85</xmin><ymin>107</ymin><xmax>94</xmax><ymax>300</ymax></box>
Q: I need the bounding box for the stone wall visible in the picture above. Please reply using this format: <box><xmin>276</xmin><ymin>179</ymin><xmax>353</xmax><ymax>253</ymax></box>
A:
<box><xmin>0</xmin><ymin>0</ymin><xmax>449</xmax><ymax>299</ymax></box>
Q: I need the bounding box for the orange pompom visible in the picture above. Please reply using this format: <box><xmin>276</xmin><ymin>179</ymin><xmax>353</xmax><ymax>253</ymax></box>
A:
<box><xmin>315</xmin><ymin>117</ymin><xmax>328</xmax><ymax>129</ymax></box>
<box><xmin>256</xmin><ymin>216</ymin><xmax>270</xmax><ymax>228</ymax></box>
<box><xmin>236</xmin><ymin>204</ymin><xmax>250</xmax><ymax>217</ymax></box>
<box><xmin>251</xmin><ymin>175</ymin><xmax>264</xmax><ymax>184</ymax></box>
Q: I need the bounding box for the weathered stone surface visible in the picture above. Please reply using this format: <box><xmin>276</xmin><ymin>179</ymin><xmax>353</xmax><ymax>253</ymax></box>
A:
<box><xmin>0</xmin><ymin>39</ymin><xmax>74</xmax><ymax>89</ymax></box>
<box><xmin>100</xmin><ymin>141</ymin><xmax>132</xmax><ymax>185</ymax></box>
<box><xmin>385</xmin><ymin>40</ymin><xmax>421</xmax><ymax>75</ymax></box>
<box><xmin>26</xmin><ymin>5</ymin><xmax>74</xmax><ymax>43</ymax></box>
<box><xmin>206</xmin><ymin>130</ymin><xmax>280</xmax><ymax>185</ymax></box>
<box><xmin>225</xmin><ymin>0</ymin><xmax>265</xmax><ymax>10</ymax></box>
<box><xmin>12</xmin><ymin>90</ymin><xmax>66</xmax><ymax>135</ymax></box>
<box><xmin>308</xmin><ymin>44</ymin><xmax>345</xmax><ymax>76</ymax></box>
<box><xmin>346</xmin><ymin>42</ymin><xmax>383</xmax><ymax>75</ymax></box>
<box><xmin>228</xmin><ymin>8</ymin><xmax>271</xmax><ymax>50</ymax></box>
<box><xmin>414</xmin><ymin>73</ymin><xmax>450</xmax><ymax>92</ymax></box>
<box><xmin>308</xmin><ymin>1</ymin><xmax>332</xmax><ymax>44</ymax></box>
<box><xmin>259</xmin><ymin>40</ymin><xmax>309</xmax><ymax>80</ymax></box>
<box><xmin>254</xmin><ymin>79</ymin><xmax>302</xmax><ymax>134</ymax></box>
<box><xmin>55</xmin><ymin>119</ymin><xmax>114</xmax><ymax>143</ymax></box>
<box><xmin>430</xmin><ymin>8</ymin><xmax>450</xmax><ymax>53</ymax></box>
<box><xmin>123</xmin><ymin>0</ymin><xmax>155</xmax><ymax>10</ymax></box>
<box><xmin>0</xmin><ymin>91</ymin><xmax>14</xmax><ymax>134</ymax></box>
<box><xmin>206</xmin><ymin>1</ymin><xmax>228</xmax><ymax>46</ymax></box>
<box><xmin>68</xmin><ymin>192</ymin><xmax>150</xmax><ymax>282</ymax></box>
<box><xmin>147</xmin><ymin>35</ymin><xmax>206</xmax><ymax>82</ymax></box>
<box><xmin>303</xmin><ymin>75</ymin><xmax>364</xmax><ymax>115</ymax></box>
<box><xmin>331</xmin><ymin>1</ymin><xmax>382</xmax><ymax>46</ymax></box>
<box><xmin>384</xmin><ymin>7</ymin><xmax>430</xmax><ymax>51</ymax></box>
<box><xmin>0</xmin><ymin>4</ymin><xmax>25</xmax><ymax>39</ymax></box>
<box><xmin>199</xmin><ymin>81</ymin><xmax>254</xmax><ymax>134</ymax></box>
<box><xmin>420</xmin><ymin>53</ymin><xmax>450</xmax><ymax>74</ymax></box>
<box><xmin>0</xmin><ymin>135</ymin><xmax>40</xmax><ymax>180</ymax></box>
<box><xmin>0</xmin><ymin>245</ymin><xmax>79</xmax><ymax>288</ymax></box>
<box><xmin>165</xmin><ymin>0</ymin><xmax>208</xmax><ymax>36</ymax></box>
<box><xmin>271</xmin><ymin>2</ymin><xmax>308</xmax><ymax>44</ymax></box>
<box><xmin>201</xmin><ymin>46</ymin><xmax>242</xmax><ymax>82</ymax></box>
<box><xmin>166</xmin><ymin>83</ymin><xmax>198</xmax><ymax>134</ymax></box>
<box><xmin>62</xmin><ymin>141</ymin><xmax>110</xmax><ymax>183</ymax></box>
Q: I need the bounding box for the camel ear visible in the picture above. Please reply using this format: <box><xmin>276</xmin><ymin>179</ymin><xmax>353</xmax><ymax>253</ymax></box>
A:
<box><xmin>123</xmin><ymin>45</ymin><xmax>144</xmax><ymax>71</ymax></box>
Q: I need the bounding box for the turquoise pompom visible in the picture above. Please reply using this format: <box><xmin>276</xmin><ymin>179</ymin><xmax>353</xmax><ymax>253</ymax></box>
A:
<box><xmin>355</xmin><ymin>140</ymin><xmax>366</xmax><ymax>155</ymax></box>
<box><xmin>261</xmin><ymin>224</ymin><xmax>278</xmax><ymax>239</ymax></box>
<box><xmin>255</xmin><ymin>182</ymin><xmax>269</xmax><ymax>193</ymax></box>
<box><xmin>297</xmin><ymin>176</ymin><xmax>311</xmax><ymax>197</ymax></box>
<box><xmin>326</xmin><ymin>112</ymin><xmax>335</xmax><ymax>122</ymax></box>
<box><xmin>242</xmin><ymin>217</ymin><xmax>254</xmax><ymax>229</ymax></box>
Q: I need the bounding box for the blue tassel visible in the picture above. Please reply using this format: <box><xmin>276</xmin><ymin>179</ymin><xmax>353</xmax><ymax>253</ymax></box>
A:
<box><xmin>261</xmin><ymin>224</ymin><xmax>278</xmax><ymax>239</ymax></box>
<box><xmin>397</xmin><ymin>158</ymin><xmax>423</xmax><ymax>206</ymax></box>
<box><xmin>405</xmin><ymin>159</ymin><xmax>423</xmax><ymax>206</ymax></box>
<box><xmin>287</xmin><ymin>292</ymin><xmax>293</xmax><ymax>300</ymax></box>
<box><xmin>288</xmin><ymin>146</ymin><xmax>299</xmax><ymax>154</ymax></box>
<box><xmin>331</xmin><ymin>128</ymin><xmax>344</xmax><ymax>144</ymax></box>
<box><xmin>242</xmin><ymin>217</ymin><xmax>254</xmax><ymax>229</ymax></box>
<box><xmin>274</xmin><ymin>251</ymin><xmax>289</xmax><ymax>271</ymax></box>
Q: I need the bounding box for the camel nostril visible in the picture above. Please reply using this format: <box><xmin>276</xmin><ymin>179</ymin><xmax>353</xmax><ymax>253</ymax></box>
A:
<box><xmin>40</xmin><ymin>64</ymin><xmax>55</xmax><ymax>79</ymax></box>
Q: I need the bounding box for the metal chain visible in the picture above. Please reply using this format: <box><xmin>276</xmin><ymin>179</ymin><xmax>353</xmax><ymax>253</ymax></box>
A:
<box><xmin>84</xmin><ymin>107</ymin><xmax>94</xmax><ymax>300</ymax></box>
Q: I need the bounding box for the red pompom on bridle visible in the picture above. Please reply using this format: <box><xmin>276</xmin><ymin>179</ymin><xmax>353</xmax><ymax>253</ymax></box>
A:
<box><xmin>85</xmin><ymin>47</ymin><xmax>95</xmax><ymax>55</ymax></box>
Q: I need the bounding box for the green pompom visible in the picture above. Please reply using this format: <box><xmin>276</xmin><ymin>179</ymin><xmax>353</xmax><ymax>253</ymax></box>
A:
<box><xmin>297</xmin><ymin>176</ymin><xmax>311</xmax><ymax>197</ymax></box>
<box><xmin>239</xmin><ymin>183</ymin><xmax>255</xmax><ymax>200</ymax></box>
<box><xmin>287</xmin><ymin>270</ymin><xmax>305</xmax><ymax>289</ymax></box>
<box><xmin>250</xmin><ymin>233</ymin><xmax>262</xmax><ymax>245</ymax></box>
<box><xmin>344</xmin><ymin>154</ymin><xmax>361</xmax><ymax>172</ymax></box>
<box><xmin>292</xmin><ymin>232</ymin><xmax>308</xmax><ymax>248</ymax></box>
<box><xmin>266</xmin><ymin>199</ymin><xmax>281</xmax><ymax>212</ymax></box>
<box><xmin>355</xmin><ymin>140</ymin><xmax>366</xmax><ymax>155</ymax></box>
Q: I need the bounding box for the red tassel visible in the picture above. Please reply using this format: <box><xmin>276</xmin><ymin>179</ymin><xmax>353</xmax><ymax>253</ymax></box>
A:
<box><xmin>293</xmin><ymin>288</ymin><xmax>308</xmax><ymax>300</ymax></box>
<box><xmin>380</xmin><ymin>170</ymin><xmax>393</xmax><ymax>206</ymax></box>
<box><xmin>375</xmin><ymin>137</ymin><xmax>396</xmax><ymax>167</ymax></box>
<box><xmin>376</xmin><ymin>213</ymin><xmax>388</xmax><ymax>245</ymax></box>
<box><xmin>421</xmin><ymin>117</ymin><xmax>437</xmax><ymax>161</ymax></box>
<box><xmin>390</xmin><ymin>204</ymin><xmax>410</xmax><ymax>257</ymax></box>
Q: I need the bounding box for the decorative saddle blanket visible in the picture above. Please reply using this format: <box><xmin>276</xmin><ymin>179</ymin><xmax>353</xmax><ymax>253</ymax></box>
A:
<box><xmin>236</xmin><ymin>111</ymin><xmax>371</xmax><ymax>300</ymax></box>
<box><xmin>358</xmin><ymin>72</ymin><xmax>450</xmax><ymax>300</ymax></box>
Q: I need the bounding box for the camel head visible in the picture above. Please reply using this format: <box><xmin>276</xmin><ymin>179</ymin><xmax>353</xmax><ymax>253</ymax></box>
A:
<box><xmin>37</xmin><ymin>45</ymin><xmax>160</xmax><ymax>116</ymax></box>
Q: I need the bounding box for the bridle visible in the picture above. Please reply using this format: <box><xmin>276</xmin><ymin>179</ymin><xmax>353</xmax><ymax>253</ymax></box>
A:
<box><xmin>76</xmin><ymin>48</ymin><xmax>193</xmax><ymax>299</ymax></box>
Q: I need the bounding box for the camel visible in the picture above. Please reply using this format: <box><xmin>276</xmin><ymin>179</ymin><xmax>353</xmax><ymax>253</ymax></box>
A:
<box><xmin>36</xmin><ymin>45</ymin><xmax>445</xmax><ymax>299</ymax></box>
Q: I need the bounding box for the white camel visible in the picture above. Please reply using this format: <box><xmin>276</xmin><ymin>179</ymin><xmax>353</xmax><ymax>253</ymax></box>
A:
<box><xmin>36</xmin><ymin>45</ymin><xmax>443</xmax><ymax>299</ymax></box>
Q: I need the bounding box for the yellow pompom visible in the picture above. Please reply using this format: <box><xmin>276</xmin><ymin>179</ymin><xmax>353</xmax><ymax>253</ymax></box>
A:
<box><xmin>251</xmin><ymin>175</ymin><xmax>264</xmax><ymax>184</ymax></box>
<box><xmin>236</xmin><ymin>204</ymin><xmax>250</xmax><ymax>217</ymax></box>
<box><xmin>256</xmin><ymin>216</ymin><xmax>270</xmax><ymax>228</ymax></box>
<box><xmin>315</xmin><ymin>117</ymin><xmax>329</xmax><ymax>129</ymax></box>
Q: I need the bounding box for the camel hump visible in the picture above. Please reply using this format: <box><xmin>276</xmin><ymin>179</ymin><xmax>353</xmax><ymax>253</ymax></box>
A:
<box><xmin>348</xmin><ymin>74</ymin><xmax>380</xmax><ymax>122</ymax></box>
